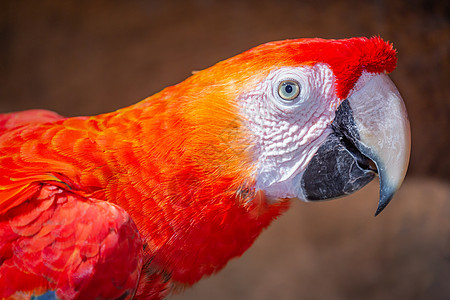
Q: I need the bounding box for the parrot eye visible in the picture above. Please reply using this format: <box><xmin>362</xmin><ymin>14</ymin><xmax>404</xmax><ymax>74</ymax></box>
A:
<box><xmin>277</xmin><ymin>80</ymin><xmax>300</xmax><ymax>101</ymax></box>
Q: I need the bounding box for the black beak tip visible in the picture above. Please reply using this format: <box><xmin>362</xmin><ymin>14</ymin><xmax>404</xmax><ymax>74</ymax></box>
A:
<box><xmin>374</xmin><ymin>190</ymin><xmax>395</xmax><ymax>216</ymax></box>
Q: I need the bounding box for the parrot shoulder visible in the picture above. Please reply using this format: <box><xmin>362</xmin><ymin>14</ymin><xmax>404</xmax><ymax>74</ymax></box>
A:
<box><xmin>0</xmin><ymin>109</ymin><xmax>64</xmax><ymax>135</ymax></box>
<box><xmin>0</xmin><ymin>183</ymin><xmax>144</xmax><ymax>299</ymax></box>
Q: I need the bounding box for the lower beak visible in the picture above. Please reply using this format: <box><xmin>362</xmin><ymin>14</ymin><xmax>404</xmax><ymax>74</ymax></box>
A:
<box><xmin>300</xmin><ymin>74</ymin><xmax>411</xmax><ymax>215</ymax></box>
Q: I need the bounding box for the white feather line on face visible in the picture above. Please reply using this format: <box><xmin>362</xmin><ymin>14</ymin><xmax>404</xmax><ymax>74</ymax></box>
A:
<box><xmin>239</xmin><ymin>63</ymin><xmax>340</xmax><ymax>200</ymax></box>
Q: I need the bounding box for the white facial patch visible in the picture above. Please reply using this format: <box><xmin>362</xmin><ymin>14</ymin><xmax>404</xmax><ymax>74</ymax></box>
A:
<box><xmin>239</xmin><ymin>63</ymin><xmax>340</xmax><ymax>200</ymax></box>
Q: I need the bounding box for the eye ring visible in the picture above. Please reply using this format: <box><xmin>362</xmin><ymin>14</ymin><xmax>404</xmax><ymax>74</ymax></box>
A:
<box><xmin>277</xmin><ymin>80</ymin><xmax>300</xmax><ymax>101</ymax></box>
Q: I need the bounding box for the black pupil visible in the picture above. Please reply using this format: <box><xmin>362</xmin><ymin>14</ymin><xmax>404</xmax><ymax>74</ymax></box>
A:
<box><xmin>285</xmin><ymin>84</ymin><xmax>293</xmax><ymax>94</ymax></box>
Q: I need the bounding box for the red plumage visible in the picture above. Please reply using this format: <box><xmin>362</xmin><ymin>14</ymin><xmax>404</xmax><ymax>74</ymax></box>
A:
<box><xmin>0</xmin><ymin>37</ymin><xmax>397</xmax><ymax>299</ymax></box>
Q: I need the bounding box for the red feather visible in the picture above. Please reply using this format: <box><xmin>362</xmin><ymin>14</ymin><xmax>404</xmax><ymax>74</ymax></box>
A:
<box><xmin>0</xmin><ymin>37</ymin><xmax>397</xmax><ymax>299</ymax></box>
<box><xmin>0</xmin><ymin>184</ymin><xmax>142</xmax><ymax>299</ymax></box>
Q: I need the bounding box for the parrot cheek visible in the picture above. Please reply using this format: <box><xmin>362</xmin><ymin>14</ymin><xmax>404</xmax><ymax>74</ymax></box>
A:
<box><xmin>299</xmin><ymin>73</ymin><xmax>410</xmax><ymax>215</ymax></box>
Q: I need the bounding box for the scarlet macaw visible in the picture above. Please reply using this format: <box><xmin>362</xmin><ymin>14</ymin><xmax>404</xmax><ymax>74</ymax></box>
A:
<box><xmin>0</xmin><ymin>37</ymin><xmax>410</xmax><ymax>299</ymax></box>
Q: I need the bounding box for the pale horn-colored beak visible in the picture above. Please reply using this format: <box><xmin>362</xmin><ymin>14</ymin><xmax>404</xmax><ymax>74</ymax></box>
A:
<box><xmin>347</xmin><ymin>74</ymin><xmax>411</xmax><ymax>215</ymax></box>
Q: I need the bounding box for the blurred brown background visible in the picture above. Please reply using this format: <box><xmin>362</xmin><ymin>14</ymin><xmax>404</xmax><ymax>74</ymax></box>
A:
<box><xmin>1</xmin><ymin>0</ymin><xmax>449</xmax><ymax>299</ymax></box>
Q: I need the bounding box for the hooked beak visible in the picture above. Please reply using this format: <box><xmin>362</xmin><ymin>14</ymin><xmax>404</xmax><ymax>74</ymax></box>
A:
<box><xmin>300</xmin><ymin>74</ymin><xmax>411</xmax><ymax>215</ymax></box>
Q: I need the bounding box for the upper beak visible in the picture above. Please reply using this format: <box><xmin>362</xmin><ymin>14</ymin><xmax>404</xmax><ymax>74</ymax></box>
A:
<box><xmin>300</xmin><ymin>74</ymin><xmax>411</xmax><ymax>215</ymax></box>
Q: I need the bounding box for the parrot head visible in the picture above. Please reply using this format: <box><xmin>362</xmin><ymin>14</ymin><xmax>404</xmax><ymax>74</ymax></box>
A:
<box><xmin>168</xmin><ymin>37</ymin><xmax>410</xmax><ymax>215</ymax></box>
